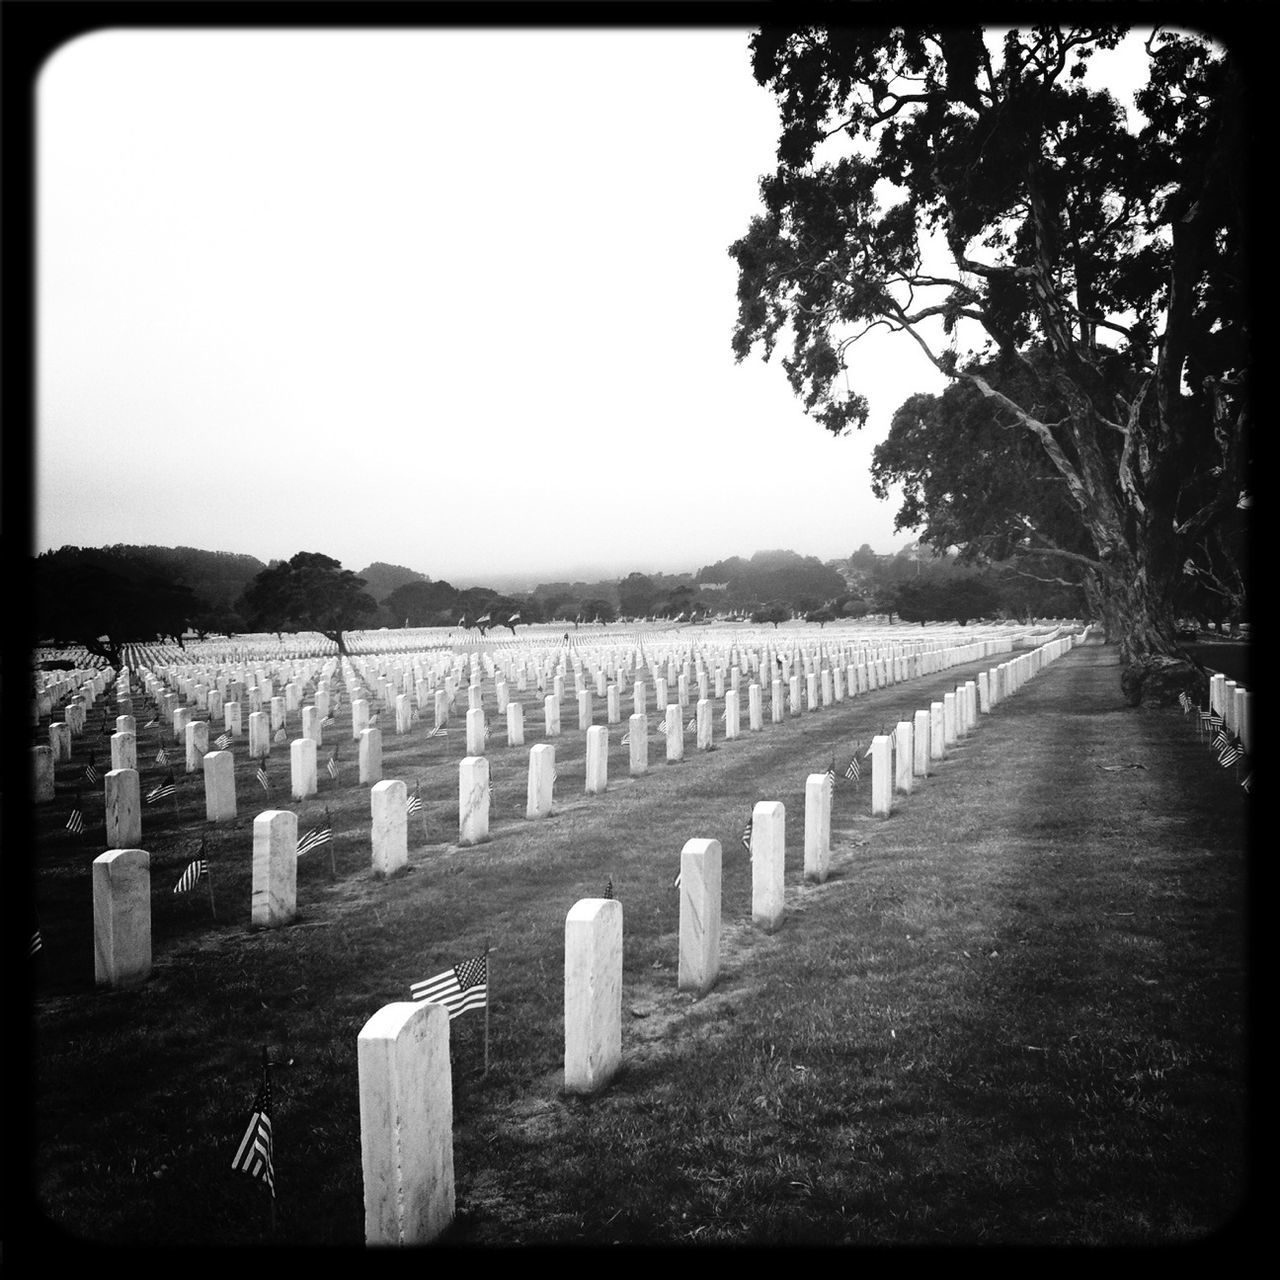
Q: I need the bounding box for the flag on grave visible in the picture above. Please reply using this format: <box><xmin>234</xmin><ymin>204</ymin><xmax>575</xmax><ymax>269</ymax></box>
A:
<box><xmin>66</xmin><ymin>807</ymin><xmax>86</xmax><ymax>835</ymax></box>
<box><xmin>155</xmin><ymin>747</ymin><xmax>169</xmax><ymax>766</ymax></box>
<box><xmin>428</xmin><ymin>725</ymin><xmax>447</xmax><ymax>738</ymax></box>
<box><xmin>410</xmin><ymin>953</ymin><xmax>488</xmax><ymax>1019</ymax></box>
<box><xmin>30</xmin><ymin>927</ymin><xmax>43</xmax><ymax>957</ymax></box>
<box><xmin>296</xmin><ymin>817</ymin><xmax>334</xmax><ymax>856</ymax></box>
<box><xmin>327</xmin><ymin>751</ymin><xmax>339</xmax><ymax>780</ymax></box>
<box><xmin>742</xmin><ymin>813</ymin><xmax>753</xmax><ymax>851</ymax></box>
<box><xmin>144</xmin><ymin>717</ymin><xmax>158</xmax><ymax>728</ymax></box>
<box><xmin>845</xmin><ymin>752</ymin><xmax>862</xmax><ymax>782</ymax></box>
<box><xmin>174</xmin><ymin>858</ymin><xmax>208</xmax><ymax>894</ymax></box>
<box><xmin>256</xmin><ymin>764</ymin><xmax>270</xmax><ymax>791</ymax></box>
<box><xmin>215</xmin><ymin>732</ymin><xmax>232</xmax><ymax>750</ymax></box>
<box><xmin>603</xmin><ymin>876</ymin><xmax>614</xmax><ymax>900</ymax></box>
<box><xmin>1179</xmin><ymin>691</ymin><xmax>1193</xmax><ymax>715</ymax></box>
<box><xmin>1217</xmin><ymin>737</ymin><xmax>1243</xmax><ymax>768</ymax></box>
<box><xmin>407</xmin><ymin>784</ymin><xmax>424</xmax><ymax>815</ymax></box>
<box><xmin>673</xmin><ymin>868</ymin><xmax>682</xmax><ymax>889</ymax></box>
<box><xmin>84</xmin><ymin>756</ymin><xmax>100</xmax><ymax>785</ymax></box>
<box><xmin>621</xmin><ymin>732</ymin><xmax>630</xmax><ymax>746</ymax></box>
<box><xmin>826</xmin><ymin>757</ymin><xmax>837</xmax><ymax>790</ymax></box>
<box><xmin>1241</xmin><ymin>771</ymin><xmax>1253</xmax><ymax>794</ymax></box>
<box><xmin>231</xmin><ymin>1064</ymin><xmax>275</xmax><ymax>1197</ymax></box>
<box><xmin>146</xmin><ymin>772</ymin><xmax>177</xmax><ymax>804</ymax></box>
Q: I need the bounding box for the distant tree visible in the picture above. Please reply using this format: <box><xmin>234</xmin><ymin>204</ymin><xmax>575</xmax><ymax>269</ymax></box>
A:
<box><xmin>355</xmin><ymin>561</ymin><xmax>428</xmax><ymax>603</ymax></box>
<box><xmin>580</xmin><ymin>598</ymin><xmax>617</xmax><ymax>624</ymax></box>
<box><xmin>751</xmin><ymin>603</ymin><xmax>790</xmax><ymax>628</ymax></box>
<box><xmin>805</xmin><ymin>607</ymin><xmax>837</xmax><ymax>627</ymax></box>
<box><xmin>34</xmin><ymin>553</ymin><xmax>201</xmax><ymax>667</ymax></box>
<box><xmin>618</xmin><ymin>572</ymin><xmax>660</xmax><ymax>617</ymax></box>
<box><xmin>237</xmin><ymin>552</ymin><xmax>377</xmax><ymax>655</ymax></box>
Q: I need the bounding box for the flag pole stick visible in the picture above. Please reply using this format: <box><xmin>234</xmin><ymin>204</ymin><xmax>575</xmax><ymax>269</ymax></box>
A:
<box><xmin>328</xmin><ymin>810</ymin><xmax>337</xmax><ymax>880</ymax></box>
<box><xmin>206</xmin><ymin>860</ymin><xmax>218</xmax><ymax>921</ymax></box>
<box><xmin>261</xmin><ymin>1045</ymin><xmax>276</xmax><ymax>1234</ymax></box>
<box><xmin>483</xmin><ymin>937</ymin><xmax>492</xmax><ymax>1076</ymax></box>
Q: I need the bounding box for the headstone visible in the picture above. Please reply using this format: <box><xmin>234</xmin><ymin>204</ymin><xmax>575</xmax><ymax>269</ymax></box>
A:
<box><xmin>544</xmin><ymin>695</ymin><xmax>561</xmax><ymax>739</ymax></box>
<box><xmin>360</xmin><ymin>728</ymin><xmax>383</xmax><ymax>785</ymax></box>
<box><xmin>527</xmin><ymin>743</ymin><xmax>556</xmax><ymax>817</ymax></box>
<box><xmin>353</xmin><ymin>698</ymin><xmax>371</xmax><ymax>741</ymax></box>
<box><xmin>291</xmin><ymin>736</ymin><xmax>318</xmax><ymax>800</ymax></box>
<box><xmin>32</xmin><ymin>745</ymin><xmax>56</xmax><ymax>802</ymax></box>
<box><xmin>371</xmin><ymin>779</ymin><xmax>408</xmax><ymax>877</ymax></box>
<box><xmin>725</xmin><ymin>689</ymin><xmax>740</xmax><ymax>739</ymax></box>
<box><xmin>110</xmin><ymin>730</ymin><xmax>137</xmax><ymax>773</ymax></box>
<box><xmin>632</xmin><ymin>680</ymin><xmax>647</xmax><ymax>717</ymax></box>
<box><xmin>252</xmin><ymin>809</ymin><xmax>298</xmax><ymax>929</ymax></box>
<box><xmin>564</xmin><ymin>897</ymin><xmax>623</xmax><ymax>1095</ymax></box>
<box><xmin>203</xmin><ymin>750</ymin><xmax>237</xmax><ymax>821</ymax></box>
<box><xmin>943</xmin><ymin>692</ymin><xmax>958</xmax><ymax>746</ymax></box>
<box><xmin>771</xmin><ymin>679</ymin><xmax>784</xmax><ymax>724</ymax></box>
<box><xmin>606</xmin><ymin>686</ymin><xmax>620</xmax><ymax>725</ymax></box>
<box><xmin>357</xmin><ymin>1000</ymin><xmax>455</xmax><ymax>1245</ymax></box>
<box><xmin>466</xmin><ymin>708</ymin><xmax>487</xmax><ymax>756</ymax></box>
<box><xmin>665</xmin><ymin>704</ymin><xmax>684</xmax><ymax>762</ymax></box>
<box><xmin>249</xmin><ymin>711</ymin><xmax>270</xmax><ymax>759</ymax></box>
<box><xmin>92</xmin><ymin>848</ymin><xmax>151</xmax><ymax>988</ymax></box>
<box><xmin>803</xmin><ymin>775</ymin><xmax>832</xmax><ymax>884</ymax></box>
<box><xmin>303</xmin><ymin>704</ymin><xmax>323</xmax><ymax>744</ymax></box>
<box><xmin>184</xmin><ymin>720</ymin><xmax>209</xmax><ymax>773</ymax></box>
<box><xmin>894</xmin><ymin>721</ymin><xmax>914</xmax><ymax>794</ymax></box>
<box><xmin>871</xmin><ymin>735</ymin><xmax>893</xmax><ymax>817</ymax></box>
<box><xmin>50</xmin><ymin>722</ymin><xmax>72</xmax><ymax>763</ymax></box>
<box><xmin>696</xmin><ymin>698</ymin><xmax>713</xmax><ymax>751</ymax></box>
<box><xmin>749</xmin><ymin>683</ymin><xmax>763</xmax><ymax>732</ymax></box>
<box><xmin>913</xmin><ymin>710</ymin><xmax>931</xmax><ymax>777</ymax></box>
<box><xmin>433</xmin><ymin>689</ymin><xmax>449</xmax><ymax>731</ymax></box>
<box><xmin>678</xmin><ymin>838</ymin><xmax>722</xmax><ymax>996</ymax></box>
<box><xmin>628</xmin><ymin>712</ymin><xmax>648</xmax><ymax>776</ymax></box>
<box><xmin>577</xmin><ymin>690</ymin><xmax>593</xmax><ymax>732</ymax></box>
<box><xmin>930</xmin><ymin>702</ymin><xmax>946</xmax><ymax>761</ymax></box>
<box><xmin>458</xmin><ymin>756</ymin><xmax>490</xmax><ymax>845</ymax></box>
<box><xmin>173</xmin><ymin>705</ymin><xmax>192</xmax><ymax>745</ymax></box>
<box><xmin>751</xmin><ymin>800</ymin><xmax>786</xmax><ymax>933</ymax></box>
<box><xmin>584</xmin><ymin>725</ymin><xmax>608</xmax><ymax>795</ymax></box>
<box><xmin>103</xmin><ymin>768</ymin><xmax>142</xmax><ymax>847</ymax></box>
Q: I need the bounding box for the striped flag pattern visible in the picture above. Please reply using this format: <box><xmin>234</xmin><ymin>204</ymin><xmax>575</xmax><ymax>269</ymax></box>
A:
<box><xmin>410</xmin><ymin>954</ymin><xmax>488</xmax><ymax>1019</ymax></box>
<box><xmin>257</xmin><ymin>765</ymin><xmax>270</xmax><ymax>791</ymax></box>
<box><xmin>407</xmin><ymin>786</ymin><xmax>424</xmax><ymax>815</ymax></box>
<box><xmin>66</xmin><ymin>807</ymin><xmax>86</xmax><ymax>835</ymax></box>
<box><xmin>296</xmin><ymin>815</ymin><xmax>333</xmax><ymax>856</ymax></box>
<box><xmin>215</xmin><ymin>732</ymin><xmax>232</xmax><ymax>750</ymax></box>
<box><xmin>146</xmin><ymin>772</ymin><xmax>177</xmax><ymax>804</ymax></box>
<box><xmin>174</xmin><ymin>858</ymin><xmax>208</xmax><ymax>894</ymax></box>
<box><xmin>742</xmin><ymin>813</ymin><xmax>753</xmax><ymax>851</ymax></box>
<box><xmin>231</xmin><ymin>1072</ymin><xmax>275</xmax><ymax>1196</ymax></box>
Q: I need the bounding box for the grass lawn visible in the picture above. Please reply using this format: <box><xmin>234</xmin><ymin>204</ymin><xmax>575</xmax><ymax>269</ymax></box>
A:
<box><xmin>19</xmin><ymin>635</ymin><xmax>1250</xmax><ymax>1247</ymax></box>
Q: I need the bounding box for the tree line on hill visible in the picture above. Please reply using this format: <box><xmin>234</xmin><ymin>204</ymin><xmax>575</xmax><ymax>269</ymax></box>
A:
<box><xmin>31</xmin><ymin>540</ymin><xmax>1090</xmax><ymax>665</ymax></box>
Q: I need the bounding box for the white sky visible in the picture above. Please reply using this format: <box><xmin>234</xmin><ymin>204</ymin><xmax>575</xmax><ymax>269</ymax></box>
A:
<box><xmin>35</xmin><ymin>25</ymin><xmax>1155</xmax><ymax>586</ymax></box>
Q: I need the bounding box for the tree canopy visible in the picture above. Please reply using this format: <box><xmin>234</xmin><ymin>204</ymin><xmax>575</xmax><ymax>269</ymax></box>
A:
<box><xmin>731</xmin><ymin>23</ymin><xmax>1251</xmax><ymax>689</ymax></box>
<box><xmin>237</xmin><ymin>552</ymin><xmax>377</xmax><ymax>654</ymax></box>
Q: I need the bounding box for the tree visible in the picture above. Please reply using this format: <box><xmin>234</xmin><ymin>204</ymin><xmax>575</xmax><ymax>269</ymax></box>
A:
<box><xmin>731</xmin><ymin>24</ymin><xmax>1250</xmax><ymax>697</ymax></box>
<box><xmin>617</xmin><ymin>572</ymin><xmax>660</xmax><ymax>618</ymax></box>
<box><xmin>238</xmin><ymin>552</ymin><xmax>377</xmax><ymax>655</ymax></box>
<box><xmin>34</xmin><ymin>552</ymin><xmax>201</xmax><ymax>667</ymax></box>
<box><xmin>751</xmin><ymin>603</ymin><xmax>790</xmax><ymax>628</ymax></box>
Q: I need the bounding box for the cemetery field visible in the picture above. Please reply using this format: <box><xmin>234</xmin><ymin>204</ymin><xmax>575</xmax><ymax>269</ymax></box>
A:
<box><xmin>22</xmin><ymin>635</ymin><xmax>1248</xmax><ymax>1247</ymax></box>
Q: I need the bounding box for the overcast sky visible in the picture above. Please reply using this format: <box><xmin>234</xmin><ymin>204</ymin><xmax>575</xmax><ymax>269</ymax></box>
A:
<box><xmin>35</xmin><ymin>25</ymin><xmax>1152</xmax><ymax>585</ymax></box>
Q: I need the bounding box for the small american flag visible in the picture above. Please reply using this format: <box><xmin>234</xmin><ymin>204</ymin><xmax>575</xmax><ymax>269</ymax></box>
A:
<box><xmin>673</xmin><ymin>869</ymin><xmax>682</xmax><ymax>889</ymax></box>
<box><xmin>155</xmin><ymin>747</ymin><xmax>169</xmax><ymax>766</ymax></box>
<box><xmin>742</xmin><ymin>813</ymin><xmax>753</xmax><ymax>851</ymax></box>
<box><xmin>428</xmin><ymin>724</ymin><xmax>447</xmax><ymax>738</ymax></box>
<box><xmin>1217</xmin><ymin>738</ymin><xmax>1243</xmax><ymax>768</ymax></box>
<box><xmin>296</xmin><ymin>817</ymin><xmax>333</xmax><ymax>856</ymax></box>
<box><xmin>146</xmin><ymin>772</ymin><xmax>177</xmax><ymax>804</ymax></box>
<box><xmin>231</xmin><ymin>1069</ymin><xmax>275</xmax><ymax>1196</ymax></box>
<box><xmin>410</xmin><ymin>953</ymin><xmax>488</xmax><ymax>1019</ymax></box>
<box><xmin>30</xmin><ymin>927</ymin><xmax>43</xmax><ymax>957</ymax></box>
<box><xmin>826</xmin><ymin>757</ymin><xmax>837</xmax><ymax>790</ymax></box>
<box><xmin>845</xmin><ymin>752</ymin><xmax>862</xmax><ymax>782</ymax></box>
<box><xmin>1241</xmin><ymin>771</ymin><xmax>1253</xmax><ymax>794</ymax></box>
<box><xmin>215</xmin><ymin>732</ymin><xmax>232</xmax><ymax>750</ymax></box>
<box><xmin>603</xmin><ymin>875</ymin><xmax>614</xmax><ymax>900</ymax></box>
<box><xmin>621</xmin><ymin>732</ymin><xmax>630</xmax><ymax>745</ymax></box>
<box><xmin>66</xmin><ymin>807</ymin><xmax>86</xmax><ymax>835</ymax></box>
<box><xmin>687</xmin><ymin>717</ymin><xmax>696</xmax><ymax>732</ymax></box>
<box><xmin>174</xmin><ymin>858</ymin><xmax>208</xmax><ymax>894</ymax></box>
<box><xmin>407</xmin><ymin>785</ymin><xmax>424</xmax><ymax>815</ymax></box>
<box><xmin>84</xmin><ymin>757</ymin><xmax>100</xmax><ymax>785</ymax></box>
<box><xmin>327</xmin><ymin>750</ymin><xmax>339</xmax><ymax>779</ymax></box>
<box><xmin>1179</xmin><ymin>691</ymin><xmax>1192</xmax><ymax>715</ymax></box>
<box><xmin>256</xmin><ymin>765</ymin><xmax>270</xmax><ymax>791</ymax></box>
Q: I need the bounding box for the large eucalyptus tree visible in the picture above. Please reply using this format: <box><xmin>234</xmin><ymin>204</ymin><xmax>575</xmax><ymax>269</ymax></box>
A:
<box><xmin>731</xmin><ymin>23</ymin><xmax>1250</xmax><ymax>695</ymax></box>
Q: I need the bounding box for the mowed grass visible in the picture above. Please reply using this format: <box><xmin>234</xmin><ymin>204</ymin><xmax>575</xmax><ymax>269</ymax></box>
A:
<box><xmin>22</xmin><ymin>637</ymin><xmax>1249</xmax><ymax>1246</ymax></box>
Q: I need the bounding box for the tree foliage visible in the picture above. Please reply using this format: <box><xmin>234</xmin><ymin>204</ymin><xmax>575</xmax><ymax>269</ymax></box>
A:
<box><xmin>237</xmin><ymin>552</ymin><xmax>377</xmax><ymax>654</ymax></box>
<box><xmin>34</xmin><ymin>548</ymin><xmax>202</xmax><ymax>667</ymax></box>
<box><xmin>731</xmin><ymin>23</ymin><xmax>1251</xmax><ymax>681</ymax></box>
